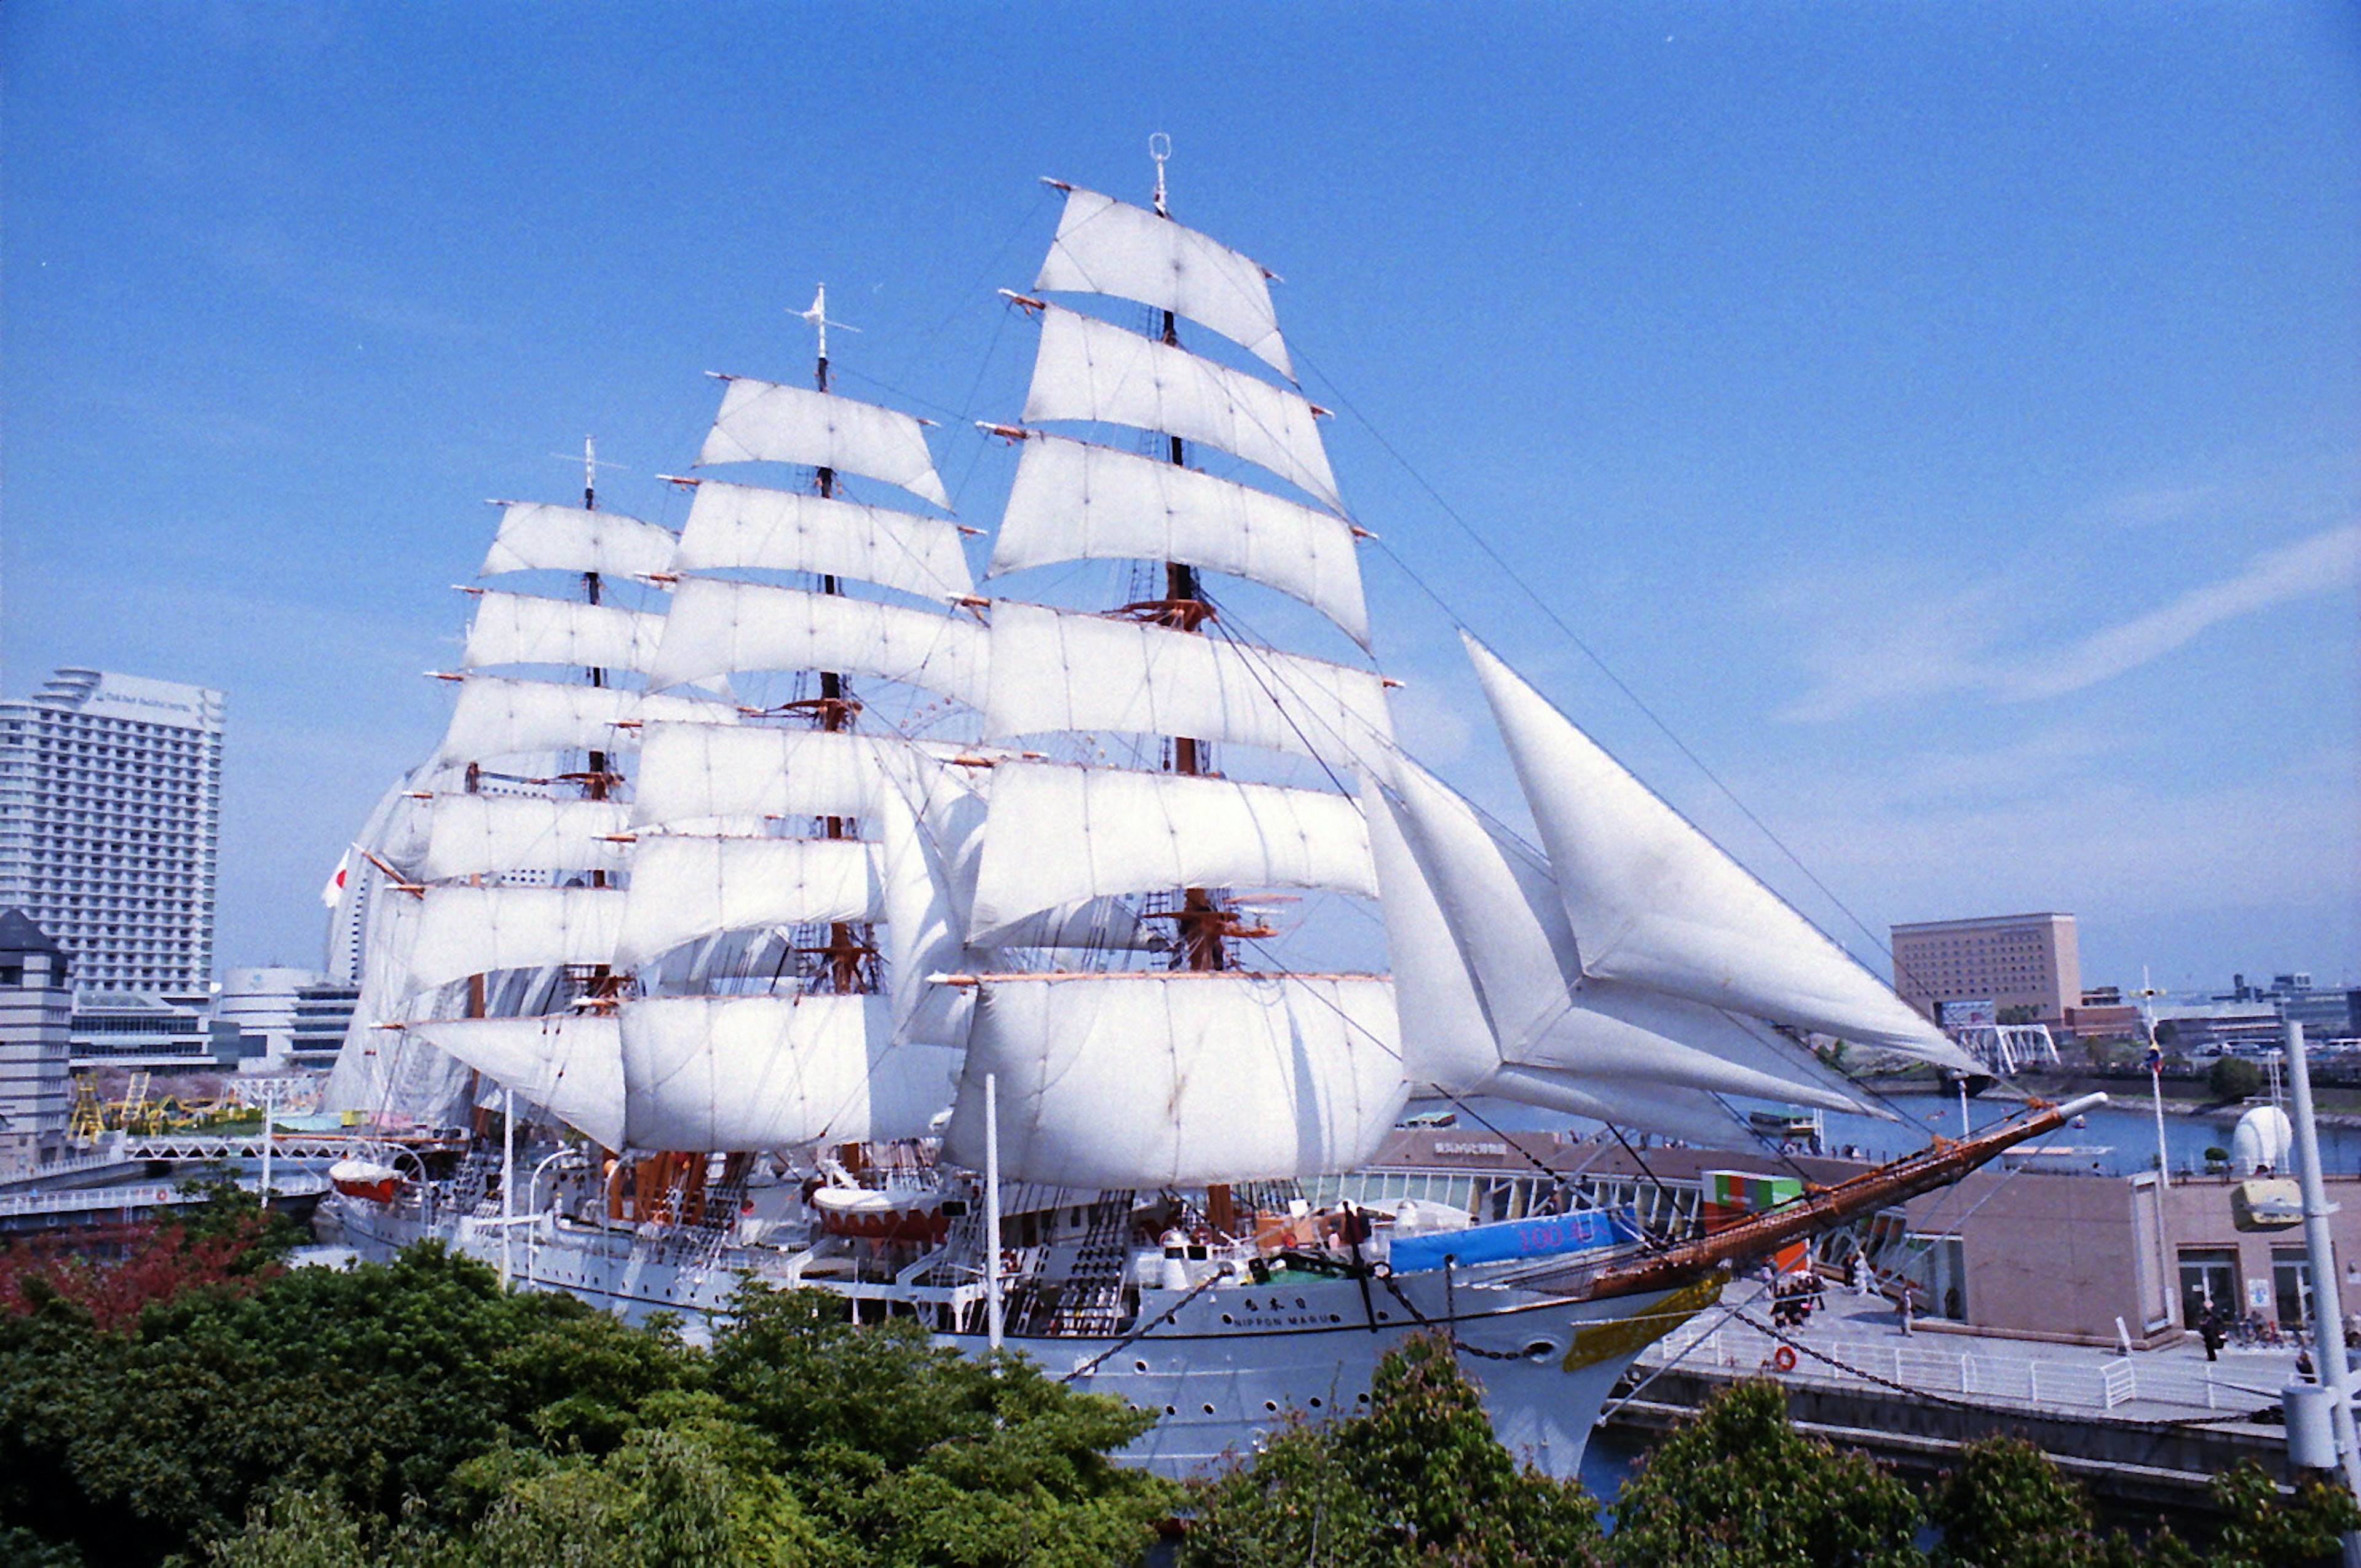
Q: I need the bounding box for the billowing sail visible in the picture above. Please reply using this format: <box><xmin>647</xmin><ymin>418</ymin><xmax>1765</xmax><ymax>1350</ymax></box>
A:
<box><xmin>461</xmin><ymin>592</ymin><xmax>664</xmax><ymax>674</ymax></box>
<box><xmin>398</xmin><ymin>885</ymin><xmax>626</xmax><ymax>994</ymax></box>
<box><xmin>436</xmin><ymin>677</ymin><xmax>739</xmax><ymax>766</ymax></box>
<box><xmin>1383</xmin><ymin>757</ymin><xmax>1873</xmax><ymax>1114</ymax></box>
<box><xmin>633</xmin><ymin>722</ymin><xmax>890</xmax><ymax>828</ymax></box>
<box><xmin>417</xmin><ymin>795</ymin><xmax>632</xmax><ymax>882</ymax></box>
<box><xmin>984</xmin><ymin>602</ymin><xmax>1389</xmax><ymax>768</ymax></box>
<box><xmin>615</xmin><ymin>835</ymin><xmax>881</xmax><ymax>968</ymax></box>
<box><xmin>697</xmin><ymin>377</ymin><xmax>952</xmax><ymax>511</ymax></box>
<box><xmin>944</xmin><ymin>973</ymin><xmax>1406</xmax><ymax>1186</ymax></box>
<box><xmin>481</xmin><ymin>502</ymin><xmax>679</xmax><ymax>579</ymax></box>
<box><xmin>673</xmin><ymin>478</ymin><xmax>975</xmax><ymax>601</ymax></box>
<box><xmin>992</xmin><ymin>435</ymin><xmax>1369</xmax><ymax>647</ymax></box>
<box><xmin>1024</xmin><ymin>305</ymin><xmax>1341</xmax><ymax>513</ymax></box>
<box><xmin>649</xmin><ymin>578</ymin><xmax>988</xmax><ymax>706</ymax></box>
<box><xmin>1464</xmin><ymin>636</ymin><xmax>1971</xmax><ymax>1066</ymax></box>
<box><xmin>966</xmin><ymin>762</ymin><xmax>1375</xmax><ymax>945</ymax></box>
<box><xmin>620</xmin><ymin>993</ymin><xmax>959</xmax><ymax>1150</ymax></box>
<box><xmin>1035</xmin><ymin>184</ymin><xmax>1293</xmax><ymax>378</ymax></box>
<box><xmin>406</xmin><ymin>1014</ymin><xmax>627</xmax><ymax>1151</ymax></box>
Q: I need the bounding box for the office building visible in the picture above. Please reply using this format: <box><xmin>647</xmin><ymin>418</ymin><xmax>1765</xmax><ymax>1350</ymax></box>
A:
<box><xmin>0</xmin><ymin>669</ymin><xmax>224</xmax><ymax>994</ymax></box>
<box><xmin>1891</xmin><ymin>911</ymin><xmax>2081</xmax><ymax>1025</ymax></box>
<box><xmin>0</xmin><ymin>909</ymin><xmax>73</xmax><ymax>1172</ymax></box>
<box><xmin>218</xmin><ymin>965</ymin><xmax>360</xmax><ymax>1072</ymax></box>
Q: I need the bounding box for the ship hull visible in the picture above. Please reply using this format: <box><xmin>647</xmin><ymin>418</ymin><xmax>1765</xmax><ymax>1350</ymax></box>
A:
<box><xmin>333</xmin><ymin>1196</ymin><xmax>1696</xmax><ymax>1479</ymax></box>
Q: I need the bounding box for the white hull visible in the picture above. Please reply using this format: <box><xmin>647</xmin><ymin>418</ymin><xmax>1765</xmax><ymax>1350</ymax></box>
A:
<box><xmin>334</xmin><ymin>1196</ymin><xmax>1693</xmax><ymax>1478</ymax></box>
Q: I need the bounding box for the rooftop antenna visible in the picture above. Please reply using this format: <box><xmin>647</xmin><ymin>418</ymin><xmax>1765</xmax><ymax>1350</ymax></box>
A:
<box><xmin>796</xmin><ymin>285</ymin><xmax>861</xmax><ymax>392</ymax></box>
<box><xmin>1149</xmin><ymin>131</ymin><xmax>1171</xmax><ymax>218</ymax></box>
<box><xmin>549</xmin><ymin>437</ymin><xmax>629</xmax><ymax>510</ymax></box>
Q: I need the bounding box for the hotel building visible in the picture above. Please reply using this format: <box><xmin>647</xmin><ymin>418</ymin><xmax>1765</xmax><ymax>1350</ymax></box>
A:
<box><xmin>1891</xmin><ymin>911</ymin><xmax>2080</xmax><ymax>1024</ymax></box>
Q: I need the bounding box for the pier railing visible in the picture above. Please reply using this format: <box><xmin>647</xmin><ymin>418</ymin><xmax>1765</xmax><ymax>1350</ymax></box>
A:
<box><xmin>1647</xmin><ymin>1315</ymin><xmax>2283</xmax><ymax>1416</ymax></box>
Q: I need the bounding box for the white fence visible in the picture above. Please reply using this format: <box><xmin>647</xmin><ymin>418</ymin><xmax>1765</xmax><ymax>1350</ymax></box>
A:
<box><xmin>1648</xmin><ymin>1316</ymin><xmax>2281</xmax><ymax>1415</ymax></box>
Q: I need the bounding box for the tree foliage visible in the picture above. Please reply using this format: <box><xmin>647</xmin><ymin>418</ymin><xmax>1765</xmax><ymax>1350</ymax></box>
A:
<box><xmin>2207</xmin><ymin>1057</ymin><xmax>2265</xmax><ymax>1105</ymax></box>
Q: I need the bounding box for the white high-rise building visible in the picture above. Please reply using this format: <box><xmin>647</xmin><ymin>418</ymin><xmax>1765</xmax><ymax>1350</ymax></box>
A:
<box><xmin>0</xmin><ymin>669</ymin><xmax>224</xmax><ymax>995</ymax></box>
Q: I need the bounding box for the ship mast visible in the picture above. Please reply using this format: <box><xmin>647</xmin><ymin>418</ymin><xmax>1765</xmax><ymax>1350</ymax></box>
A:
<box><xmin>1142</xmin><ymin>135</ymin><xmax>1255</xmax><ymax>975</ymax></box>
<box><xmin>801</xmin><ymin>286</ymin><xmax>872</xmax><ymax>995</ymax></box>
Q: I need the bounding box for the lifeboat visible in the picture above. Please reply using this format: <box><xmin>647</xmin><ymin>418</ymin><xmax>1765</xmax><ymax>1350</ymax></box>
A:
<box><xmin>328</xmin><ymin>1158</ymin><xmax>404</xmax><ymax>1204</ymax></box>
<box><xmin>810</xmin><ymin>1185</ymin><xmax>949</xmax><ymax>1243</ymax></box>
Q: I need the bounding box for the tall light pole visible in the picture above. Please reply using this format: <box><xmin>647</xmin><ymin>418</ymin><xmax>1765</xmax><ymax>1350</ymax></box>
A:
<box><xmin>2138</xmin><ymin>967</ymin><xmax>2169</xmax><ymax>1188</ymax></box>
<box><xmin>2283</xmin><ymin>1018</ymin><xmax>2361</xmax><ymax>1566</ymax></box>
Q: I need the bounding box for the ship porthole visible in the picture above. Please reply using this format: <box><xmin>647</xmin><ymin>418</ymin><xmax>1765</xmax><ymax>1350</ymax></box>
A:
<box><xmin>1202</xmin><ymin>1403</ymin><xmax>1216</xmax><ymax>1414</ymax></box>
<box><xmin>1526</xmin><ymin>1341</ymin><xmax>1557</xmax><ymax>1360</ymax></box>
<box><xmin>1356</xmin><ymin>1393</ymin><xmax>1370</xmax><ymax>1405</ymax></box>
<box><xmin>1264</xmin><ymin>1400</ymin><xmax>1279</xmax><ymax>1412</ymax></box>
<box><xmin>1133</xmin><ymin>1359</ymin><xmax>1149</xmax><ymax>1373</ymax></box>
<box><xmin>1220</xmin><ymin>1313</ymin><xmax>1234</xmax><ymax>1325</ymax></box>
<box><xmin>1165</xmin><ymin>1405</ymin><xmax>1176</xmax><ymax>1415</ymax></box>
<box><xmin>1308</xmin><ymin>1397</ymin><xmax>1323</xmax><ymax>1409</ymax></box>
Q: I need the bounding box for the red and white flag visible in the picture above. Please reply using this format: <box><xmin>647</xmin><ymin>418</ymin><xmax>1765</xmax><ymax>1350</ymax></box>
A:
<box><xmin>320</xmin><ymin>849</ymin><xmax>351</xmax><ymax>908</ymax></box>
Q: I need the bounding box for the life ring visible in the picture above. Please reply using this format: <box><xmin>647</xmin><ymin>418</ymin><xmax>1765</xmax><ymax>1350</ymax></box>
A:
<box><xmin>1771</xmin><ymin>1345</ymin><xmax>1798</xmax><ymax>1373</ymax></box>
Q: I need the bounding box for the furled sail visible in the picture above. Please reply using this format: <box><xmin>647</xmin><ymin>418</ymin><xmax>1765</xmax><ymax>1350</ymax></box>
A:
<box><xmin>405</xmin><ymin>1014</ymin><xmax>627</xmax><ymax>1151</ymax></box>
<box><xmin>943</xmin><ymin>973</ymin><xmax>1406</xmax><ymax>1187</ymax></box>
<box><xmin>965</xmin><ymin>761</ymin><xmax>1376</xmax><ymax>945</ymax></box>
<box><xmin>481</xmin><ymin>502</ymin><xmax>679</xmax><ymax>579</ymax></box>
<box><xmin>620</xmin><ymin>993</ymin><xmax>959</xmax><ymax>1151</ymax></box>
<box><xmin>673</xmin><ymin>478</ymin><xmax>976</xmax><ymax>601</ymax></box>
<box><xmin>435</xmin><ymin>676</ymin><xmax>739</xmax><ymax>766</ymax></box>
<box><xmin>992</xmin><ymin>435</ymin><xmax>1368</xmax><ymax>647</ymax></box>
<box><xmin>648</xmin><ymin>578</ymin><xmax>987</xmax><ymax>706</ymax></box>
<box><xmin>461</xmin><ymin>591</ymin><xmax>664</xmax><ymax>674</ymax></box>
<box><xmin>984</xmin><ymin>602</ymin><xmax>1389</xmax><ymax>769</ymax></box>
<box><xmin>614</xmin><ymin>835</ymin><xmax>881</xmax><ymax>968</ymax></box>
<box><xmin>1382</xmin><ymin>757</ymin><xmax>1872</xmax><ymax>1113</ymax></box>
<box><xmin>1034</xmin><ymin>184</ymin><xmax>1293</xmax><ymax>378</ymax></box>
<box><xmin>1463</xmin><ymin>636</ymin><xmax>1972</xmax><ymax>1066</ymax></box>
<box><xmin>1024</xmin><ymin>305</ymin><xmax>1341</xmax><ymax>513</ymax></box>
<box><xmin>696</xmin><ymin>377</ymin><xmax>952</xmax><ymax>511</ymax></box>
<box><xmin>632</xmin><ymin>722</ymin><xmax>891</xmax><ymax>828</ymax></box>
<box><xmin>398</xmin><ymin>885</ymin><xmax>627</xmax><ymax>994</ymax></box>
<box><xmin>417</xmin><ymin>795</ymin><xmax>632</xmax><ymax>882</ymax></box>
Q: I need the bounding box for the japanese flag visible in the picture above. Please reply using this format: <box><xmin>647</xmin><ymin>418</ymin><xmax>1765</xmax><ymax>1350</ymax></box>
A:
<box><xmin>320</xmin><ymin>849</ymin><xmax>351</xmax><ymax>908</ymax></box>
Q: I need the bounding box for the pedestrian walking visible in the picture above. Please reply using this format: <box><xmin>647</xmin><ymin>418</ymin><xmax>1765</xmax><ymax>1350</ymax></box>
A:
<box><xmin>1898</xmin><ymin>1283</ymin><xmax>1916</xmax><ymax>1337</ymax></box>
<box><xmin>2197</xmin><ymin>1305</ymin><xmax>2225</xmax><ymax>1363</ymax></box>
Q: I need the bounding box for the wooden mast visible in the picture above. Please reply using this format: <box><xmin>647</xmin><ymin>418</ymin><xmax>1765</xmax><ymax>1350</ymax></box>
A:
<box><xmin>805</xmin><ymin>288</ymin><xmax>872</xmax><ymax>996</ymax></box>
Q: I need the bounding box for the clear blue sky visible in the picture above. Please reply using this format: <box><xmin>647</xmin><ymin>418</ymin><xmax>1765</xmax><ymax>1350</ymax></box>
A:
<box><xmin>4</xmin><ymin>2</ymin><xmax>2355</xmax><ymax>996</ymax></box>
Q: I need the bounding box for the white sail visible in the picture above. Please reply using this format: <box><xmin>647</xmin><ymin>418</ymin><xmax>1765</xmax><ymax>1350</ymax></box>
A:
<box><xmin>697</xmin><ymin>377</ymin><xmax>952</xmax><ymax>511</ymax></box>
<box><xmin>1034</xmin><ymin>184</ymin><xmax>1293</xmax><ymax>379</ymax></box>
<box><xmin>1024</xmin><ymin>305</ymin><xmax>1342</xmax><ymax>513</ymax></box>
<box><xmin>417</xmin><ymin>795</ymin><xmax>632</xmax><ymax>882</ymax></box>
<box><xmin>967</xmin><ymin>762</ymin><xmax>1375</xmax><ymax>945</ymax></box>
<box><xmin>435</xmin><ymin>677</ymin><xmax>739</xmax><ymax>766</ymax></box>
<box><xmin>633</xmin><ymin>722</ymin><xmax>890</xmax><ymax>828</ymax></box>
<box><xmin>674</xmin><ymin>478</ymin><xmax>975</xmax><ymax>600</ymax></box>
<box><xmin>1464</xmin><ymin>636</ymin><xmax>1972</xmax><ymax>1066</ymax></box>
<box><xmin>984</xmin><ymin>602</ymin><xmax>1389</xmax><ymax>769</ymax></box>
<box><xmin>461</xmin><ymin>591</ymin><xmax>665</xmax><ymax>674</ymax></box>
<box><xmin>398</xmin><ymin>885</ymin><xmax>626</xmax><ymax>994</ymax></box>
<box><xmin>943</xmin><ymin>973</ymin><xmax>1406</xmax><ymax>1187</ymax></box>
<box><xmin>992</xmin><ymin>435</ymin><xmax>1368</xmax><ymax>647</ymax></box>
<box><xmin>620</xmin><ymin>993</ymin><xmax>959</xmax><ymax>1151</ymax></box>
<box><xmin>615</xmin><ymin>835</ymin><xmax>880</xmax><ymax>969</ymax></box>
<box><xmin>649</xmin><ymin>578</ymin><xmax>988</xmax><ymax>706</ymax></box>
<box><xmin>1366</xmin><ymin>776</ymin><xmax>1758</xmax><ymax>1143</ymax></box>
<box><xmin>873</xmin><ymin>771</ymin><xmax>973</xmax><ymax>1047</ymax></box>
<box><xmin>480</xmin><ymin>502</ymin><xmax>679</xmax><ymax>580</ymax></box>
<box><xmin>406</xmin><ymin>1014</ymin><xmax>627</xmax><ymax>1151</ymax></box>
<box><xmin>1383</xmin><ymin>758</ymin><xmax>1873</xmax><ymax>1114</ymax></box>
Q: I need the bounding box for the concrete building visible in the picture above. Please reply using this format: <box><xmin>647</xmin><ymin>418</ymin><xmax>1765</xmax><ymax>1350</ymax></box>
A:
<box><xmin>217</xmin><ymin>966</ymin><xmax>360</xmax><ymax>1072</ymax></box>
<box><xmin>68</xmin><ymin>991</ymin><xmax>237</xmax><ymax>1071</ymax></box>
<box><xmin>0</xmin><ymin>908</ymin><xmax>73</xmax><ymax>1172</ymax></box>
<box><xmin>0</xmin><ymin>669</ymin><xmax>223</xmax><ymax>994</ymax></box>
<box><xmin>1891</xmin><ymin>912</ymin><xmax>2081</xmax><ymax>1024</ymax></box>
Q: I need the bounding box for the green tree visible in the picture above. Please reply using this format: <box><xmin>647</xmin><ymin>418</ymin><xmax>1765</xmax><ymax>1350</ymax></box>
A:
<box><xmin>2207</xmin><ymin>1459</ymin><xmax>2361</xmax><ymax>1568</ymax></box>
<box><xmin>1925</xmin><ymin>1436</ymin><xmax>2186</xmax><ymax>1568</ymax></box>
<box><xmin>1609</xmin><ymin>1380</ymin><xmax>1921</xmax><ymax>1568</ymax></box>
<box><xmin>1183</xmin><ymin>1332</ymin><xmax>1605</xmax><ymax>1567</ymax></box>
<box><xmin>2207</xmin><ymin>1057</ymin><xmax>2264</xmax><ymax>1105</ymax></box>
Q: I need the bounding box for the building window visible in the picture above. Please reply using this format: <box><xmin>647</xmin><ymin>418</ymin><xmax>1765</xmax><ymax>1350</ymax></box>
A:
<box><xmin>2275</xmin><ymin>1249</ymin><xmax>2317</xmax><ymax>1332</ymax></box>
<box><xmin>2179</xmin><ymin>1247</ymin><xmax>2240</xmax><ymax>1325</ymax></box>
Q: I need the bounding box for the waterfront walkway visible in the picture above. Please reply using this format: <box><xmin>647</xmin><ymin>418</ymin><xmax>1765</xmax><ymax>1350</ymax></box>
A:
<box><xmin>1630</xmin><ymin>1278</ymin><xmax>2307</xmax><ymax>1425</ymax></box>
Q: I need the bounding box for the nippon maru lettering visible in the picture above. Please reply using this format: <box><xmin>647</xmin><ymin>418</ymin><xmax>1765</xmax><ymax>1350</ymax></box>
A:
<box><xmin>323</xmin><ymin>149</ymin><xmax>2095</xmax><ymax>1476</ymax></box>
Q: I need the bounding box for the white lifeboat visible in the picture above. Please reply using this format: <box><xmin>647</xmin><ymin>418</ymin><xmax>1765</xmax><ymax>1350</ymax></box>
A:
<box><xmin>328</xmin><ymin>1158</ymin><xmax>404</xmax><ymax>1205</ymax></box>
<box><xmin>809</xmin><ymin>1184</ymin><xmax>948</xmax><ymax>1243</ymax></box>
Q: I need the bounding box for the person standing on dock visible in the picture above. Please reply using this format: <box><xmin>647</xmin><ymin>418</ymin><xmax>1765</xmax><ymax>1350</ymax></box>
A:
<box><xmin>1851</xmin><ymin>1252</ymin><xmax>1872</xmax><ymax>1298</ymax></box>
<box><xmin>2197</xmin><ymin>1304</ymin><xmax>2225</xmax><ymax>1362</ymax></box>
<box><xmin>1898</xmin><ymin>1282</ymin><xmax>1916</xmax><ymax>1336</ymax></box>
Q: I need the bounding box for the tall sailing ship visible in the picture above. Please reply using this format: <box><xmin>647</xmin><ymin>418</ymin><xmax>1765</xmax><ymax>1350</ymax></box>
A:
<box><xmin>323</xmin><ymin>149</ymin><xmax>2092</xmax><ymax>1477</ymax></box>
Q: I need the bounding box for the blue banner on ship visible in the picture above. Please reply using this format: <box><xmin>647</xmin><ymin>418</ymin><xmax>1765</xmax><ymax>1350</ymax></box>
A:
<box><xmin>1387</xmin><ymin>1208</ymin><xmax>1642</xmax><ymax>1274</ymax></box>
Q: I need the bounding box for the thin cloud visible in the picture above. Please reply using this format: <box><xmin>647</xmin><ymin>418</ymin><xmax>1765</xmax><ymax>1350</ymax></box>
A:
<box><xmin>1996</xmin><ymin>523</ymin><xmax>2360</xmax><ymax>701</ymax></box>
<box><xmin>1784</xmin><ymin>523</ymin><xmax>2360</xmax><ymax>720</ymax></box>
